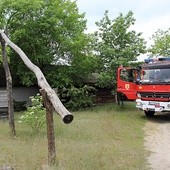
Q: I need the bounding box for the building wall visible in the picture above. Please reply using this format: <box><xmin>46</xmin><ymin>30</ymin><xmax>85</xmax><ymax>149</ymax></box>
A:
<box><xmin>0</xmin><ymin>86</ymin><xmax>39</xmax><ymax>104</ymax></box>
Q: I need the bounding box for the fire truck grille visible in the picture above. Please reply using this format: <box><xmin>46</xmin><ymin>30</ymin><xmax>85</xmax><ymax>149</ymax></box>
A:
<box><xmin>140</xmin><ymin>92</ymin><xmax>170</xmax><ymax>101</ymax></box>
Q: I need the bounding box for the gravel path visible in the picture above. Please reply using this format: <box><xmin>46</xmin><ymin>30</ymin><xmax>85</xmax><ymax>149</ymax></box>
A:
<box><xmin>144</xmin><ymin>113</ymin><xmax>170</xmax><ymax>170</ymax></box>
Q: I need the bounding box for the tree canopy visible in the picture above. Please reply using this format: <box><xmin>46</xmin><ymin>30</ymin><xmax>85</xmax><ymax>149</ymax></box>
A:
<box><xmin>149</xmin><ymin>29</ymin><xmax>170</xmax><ymax>57</ymax></box>
<box><xmin>0</xmin><ymin>0</ymin><xmax>96</xmax><ymax>87</ymax></box>
<box><xmin>91</xmin><ymin>11</ymin><xmax>146</xmax><ymax>88</ymax></box>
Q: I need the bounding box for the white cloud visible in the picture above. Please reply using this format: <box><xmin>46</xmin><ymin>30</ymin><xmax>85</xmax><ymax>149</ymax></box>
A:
<box><xmin>133</xmin><ymin>14</ymin><xmax>170</xmax><ymax>46</ymax></box>
<box><xmin>76</xmin><ymin>0</ymin><xmax>170</xmax><ymax>39</ymax></box>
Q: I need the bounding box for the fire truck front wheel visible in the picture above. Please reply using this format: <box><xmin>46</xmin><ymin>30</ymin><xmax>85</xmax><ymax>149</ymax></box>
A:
<box><xmin>144</xmin><ymin>110</ymin><xmax>155</xmax><ymax>117</ymax></box>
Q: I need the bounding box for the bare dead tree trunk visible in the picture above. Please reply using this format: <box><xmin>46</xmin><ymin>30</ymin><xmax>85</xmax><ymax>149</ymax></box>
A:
<box><xmin>41</xmin><ymin>89</ymin><xmax>56</xmax><ymax>166</ymax></box>
<box><xmin>0</xmin><ymin>35</ymin><xmax>16</xmax><ymax>136</ymax></box>
<box><xmin>0</xmin><ymin>31</ymin><xmax>73</xmax><ymax>124</ymax></box>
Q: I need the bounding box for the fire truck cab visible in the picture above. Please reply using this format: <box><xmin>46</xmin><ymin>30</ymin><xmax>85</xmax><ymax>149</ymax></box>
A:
<box><xmin>117</xmin><ymin>66</ymin><xmax>138</xmax><ymax>101</ymax></box>
<box><xmin>117</xmin><ymin>57</ymin><xmax>170</xmax><ymax>117</ymax></box>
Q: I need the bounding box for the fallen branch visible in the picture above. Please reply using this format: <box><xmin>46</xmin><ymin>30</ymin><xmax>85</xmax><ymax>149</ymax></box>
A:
<box><xmin>0</xmin><ymin>30</ymin><xmax>73</xmax><ymax>124</ymax></box>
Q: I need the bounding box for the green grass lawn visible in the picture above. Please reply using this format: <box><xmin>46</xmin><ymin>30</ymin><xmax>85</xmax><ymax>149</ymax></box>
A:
<box><xmin>0</xmin><ymin>102</ymin><xmax>149</xmax><ymax>170</ymax></box>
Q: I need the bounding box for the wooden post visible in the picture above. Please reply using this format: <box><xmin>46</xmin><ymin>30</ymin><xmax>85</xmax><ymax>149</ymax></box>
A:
<box><xmin>40</xmin><ymin>89</ymin><xmax>56</xmax><ymax>166</ymax></box>
<box><xmin>0</xmin><ymin>35</ymin><xmax>16</xmax><ymax>136</ymax></box>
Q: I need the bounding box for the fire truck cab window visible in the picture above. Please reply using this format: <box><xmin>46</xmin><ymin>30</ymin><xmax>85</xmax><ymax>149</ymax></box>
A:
<box><xmin>120</xmin><ymin>69</ymin><xmax>134</xmax><ymax>82</ymax></box>
<box><xmin>141</xmin><ymin>68</ymin><xmax>170</xmax><ymax>83</ymax></box>
<box><xmin>149</xmin><ymin>71</ymin><xmax>155</xmax><ymax>81</ymax></box>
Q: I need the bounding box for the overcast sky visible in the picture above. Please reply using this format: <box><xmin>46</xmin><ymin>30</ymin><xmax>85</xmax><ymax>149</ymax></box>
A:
<box><xmin>76</xmin><ymin>0</ymin><xmax>170</xmax><ymax>60</ymax></box>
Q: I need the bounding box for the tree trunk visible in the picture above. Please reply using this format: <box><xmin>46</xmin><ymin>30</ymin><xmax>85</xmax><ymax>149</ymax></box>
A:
<box><xmin>0</xmin><ymin>35</ymin><xmax>16</xmax><ymax>136</ymax></box>
<box><xmin>0</xmin><ymin>31</ymin><xmax>73</xmax><ymax>124</ymax></box>
<box><xmin>41</xmin><ymin>89</ymin><xmax>56</xmax><ymax>166</ymax></box>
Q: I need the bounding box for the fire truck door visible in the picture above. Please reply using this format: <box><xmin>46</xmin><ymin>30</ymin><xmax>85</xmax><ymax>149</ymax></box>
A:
<box><xmin>117</xmin><ymin>68</ymin><xmax>137</xmax><ymax>100</ymax></box>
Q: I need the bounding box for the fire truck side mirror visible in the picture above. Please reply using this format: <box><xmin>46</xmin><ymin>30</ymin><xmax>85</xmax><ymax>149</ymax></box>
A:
<box><xmin>142</xmin><ymin>70</ymin><xmax>146</xmax><ymax>75</ymax></box>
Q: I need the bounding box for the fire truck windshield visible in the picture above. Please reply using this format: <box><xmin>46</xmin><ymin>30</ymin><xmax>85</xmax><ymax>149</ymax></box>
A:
<box><xmin>139</xmin><ymin>68</ymin><xmax>170</xmax><ymax>84</ymax></box>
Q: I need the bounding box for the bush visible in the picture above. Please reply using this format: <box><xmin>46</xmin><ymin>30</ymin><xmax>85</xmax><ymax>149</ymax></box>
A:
<box><xmin>65</xmin><ymin>85</ymin><xmax>96</xmax><ymax>110</ymax></box>
<box><xmin>18</xmin><ymin>94</ymin><xmax>46</xmax><ymax>133</ymax></box>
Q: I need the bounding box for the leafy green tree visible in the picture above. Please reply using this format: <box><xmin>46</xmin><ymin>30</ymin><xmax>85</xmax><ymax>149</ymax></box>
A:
<box><xmin>0</xmin><ymin>0</ymin><xmax>95</xmax><ymax>86</ymax></box>
<box><xmin>149</xmin><ymin>29</ymin><xmax>170</xmax><ymax>56</ymax></box>
<box><xmin>93</xmin><ymin>11</ymin><xmax>146</xmax><ymax>88</ymax></box>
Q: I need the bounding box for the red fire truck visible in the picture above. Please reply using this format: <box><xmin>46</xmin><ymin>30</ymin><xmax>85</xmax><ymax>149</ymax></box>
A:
<box><xmin>117</xmin><ymin>57</ymin><xmax>170</xmax><ymax>117</ymax></box>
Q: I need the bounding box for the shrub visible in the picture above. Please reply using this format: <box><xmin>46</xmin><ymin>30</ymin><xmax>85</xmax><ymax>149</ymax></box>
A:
<box><xmin>18</xmin><ymin>94</ymin><xmax>46</xmax><ymax>133</ymax></box>
<box><xmin>64</xmin><ymin>85</ymin><xmax>96</xmax><ymax>110</ymax></box>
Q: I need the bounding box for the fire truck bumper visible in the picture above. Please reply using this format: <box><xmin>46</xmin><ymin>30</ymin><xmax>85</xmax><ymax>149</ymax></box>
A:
<box><xmin>136</xmin><ymin>99</ymin><xmax>170</xmax><ymax>112</ymax></box>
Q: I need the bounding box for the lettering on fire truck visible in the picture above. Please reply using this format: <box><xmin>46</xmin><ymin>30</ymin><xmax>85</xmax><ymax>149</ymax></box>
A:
<box><xmin>125</xmin><ymin>84</ymin><xmax>130</xmax><ymax>90</ymax></box>
<box><xmin>138</xmin><ymin>86</ymin><xmax>142</xmax><ymax>89</ymax></box>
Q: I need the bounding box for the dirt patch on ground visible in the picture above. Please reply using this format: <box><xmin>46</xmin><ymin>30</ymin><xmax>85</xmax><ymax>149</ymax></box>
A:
<box><xmin>144</xmin><ymin>113</ymin><xmax>170</xmax><ymax>170</ymax></box>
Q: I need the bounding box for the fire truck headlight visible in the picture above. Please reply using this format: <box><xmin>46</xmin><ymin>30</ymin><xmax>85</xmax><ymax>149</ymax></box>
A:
<box><xmin>136</xmin><ymin>102</ymin><xmax>141</xmax><ymax>106</ymax></box>
<box><xmin>167</xmin><ymin>103</ymin><xmax>170</xmax><ymax>108</ymax></box>
<box><xmin>137</xmin><ymin>93</ymin><xmax>141</xmax><ymax>99</ymax></box>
